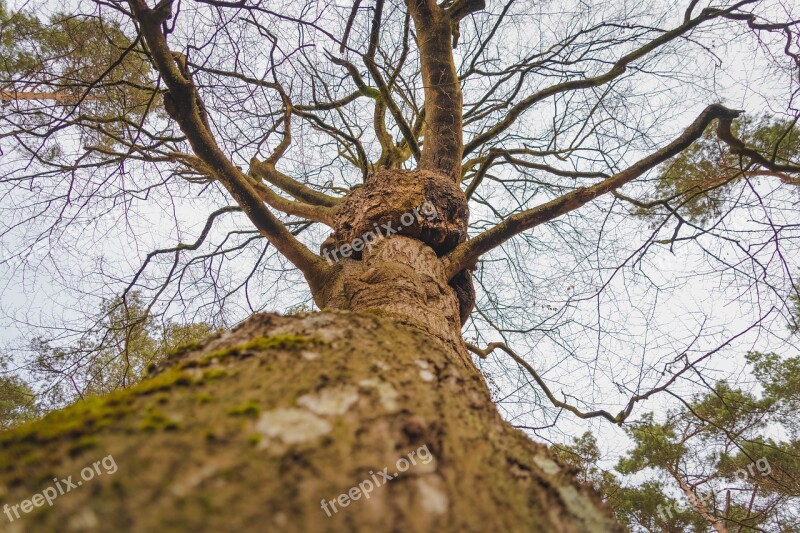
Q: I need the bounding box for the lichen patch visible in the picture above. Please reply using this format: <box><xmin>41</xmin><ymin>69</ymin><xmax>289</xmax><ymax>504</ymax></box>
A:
<box><xmin>67</xmin><ymin>508</ymin><xmax>99</xmax><ymax>530</ymax></box>
<box><xmin>358</xmin><ymin>379</ymin><xmax>400</xmax><ymax>413</ymax></box>
<box><xmin>557</xmin><ymin>485</ymin><xmax>609</xmax><ymax>532</ymax></box>
<box><xmin>415</xmin><ymin>475</ymin><xmax>449</xmax><ymax>515</ymax></box>
<box><xmin>533</xmin><ymin>455</ymin><xmax>560</xmax><ymax>476</ymax></box>
<box><xmin>255</xmin><ymin>408</ymin><xmax>332</xmax><ymax>444</ymax></box>
<box><xmin>297</xmin><ymin>386</ymin><xmax>359</xmax><ymax>416</ymax></box>
<box><xmin>419</xmin><ymin>369</ymin><xmax>436</xmax><ymax>382</ymax></box>
<box><xmin>301</xmin><ymin>350</ymin><xmax>319</xmax><ymax>361</ymax></box>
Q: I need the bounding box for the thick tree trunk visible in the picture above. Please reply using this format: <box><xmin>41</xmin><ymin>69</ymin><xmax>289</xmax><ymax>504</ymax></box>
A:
<box><xmin>0</xmin><ymin>311</ymin><xmax>618</xmax><ymax>531</ymax></box>
<box><xmin>0</xmin><ymin>167</ymin><xmax>619</xmax><ymax>531</ymax></box>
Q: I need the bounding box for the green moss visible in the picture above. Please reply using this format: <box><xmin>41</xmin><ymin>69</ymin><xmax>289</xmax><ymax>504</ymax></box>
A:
<box><xmin>140</xmin><ymin>407</ymin><xmax>180</xmax><ymax>432</ymax></box>
<box><xmin>68</xmin><ymin>436</ymin><xmax>99</xmax><ymax>457</ymax></box>
<box><xmin>166</xmin><ymin>340</ymin><xmax>205</xmax><ymax>360</ymax></box>
<box><xmin>202</xmin><ymin>368</ymin><xmax>228</xmax><ymax>380</ymax></box>
<box><xmin>182</xmin><ymin>335</ymin><xmax>323</xmax><ymax>369</ymax></box>
<box><xmin>0</xmin><ymin>368</ymin><xmax>199</xmax><ymax>449</ymax></box>
<box><xmin>20</xmin><ymin>452</ymin><xmax>41</xmax><ymax>466</ymax></box>
<box><xmin>246</xmin><ymin>335</ymin><xmax>320</xmax><ymax>351</ymax></box>
<box><xmin>0</xmin><ymin>392</ymin><xmax>135</xmax><ymax>446</ymax></box>
<box><xmin>155</xmin><ymin>393</ymin><xmax>170</xmax><ymax>404</ymax></box>
<box><xmin>247</xmin><ymin>434</ymin><xmax>262</xmax><ymax>446</ymax></box>
<box><xmin>152</xmin><ymin>340</ymin><xmax>208</xmax><ymax>371</ymax></box>
<box><xmin>194</xmin><ymin>393</ymin><xmax>214</xmax><ymax>404</ymax></box>
<box><xmin>132</xmin><ymin>369</ymin><xmax>196</xmax><ymax>396</ymax></box>
<box><xmin>228</xmin><ymin>402</ymin><xmax>260</xmax><ymax>418</ymax></box>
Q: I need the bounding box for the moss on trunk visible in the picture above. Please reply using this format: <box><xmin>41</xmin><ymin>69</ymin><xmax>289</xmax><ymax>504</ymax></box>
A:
<box><xmin>0</xmin><ymin>312</ymin><xmax>619</xmax><ymax>532</ymax></box>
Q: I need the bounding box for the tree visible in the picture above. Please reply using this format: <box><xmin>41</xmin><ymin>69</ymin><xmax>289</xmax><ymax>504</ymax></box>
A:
<box><xmin>639</xmin><ymin>114</ymin><xmax>800</xmax><ymax>223</ymax></box>
<box><xmin>0</xmin><ymin>0</ymin><xmax>799</xmax><ymax>530</ymax></box>
<box><xmin>616</xmin><ymin>376</ymin><xmax>800</xmax><ymax>532</ymax></box>
<box><xmin>24</xmin><ymin>292</ymin><xmax>215</xmax><ymax>412</ymax></box>
<box><xmin>0</xmin><ymin>293</ymin><xmax>213</xmax><ymax>428</ymax></box>
<box><xmin>554</xmin><ymin>432</ymin><xmax>709</xmax><ymax>531</ymax></box>
<box><xmin>0</xmin><ymin>371</ymin><xmax>38</xmax><ymax>430</ymax></box>
<box><xmin>556</xmin><ymin>354</ymin><xmax>800</xmax><ymax>532</ymax></box>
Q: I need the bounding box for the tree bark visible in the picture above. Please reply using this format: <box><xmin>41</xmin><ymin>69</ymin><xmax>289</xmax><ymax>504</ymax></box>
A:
<box><xmin>405</xmin><ymin>0</ymin><xmax>467</xmax><ymax>182</ymax></box>
<box><xmin>0</xmin><ymin>312</ymin><xmax>619</xmax><ymax>532</ymax></box>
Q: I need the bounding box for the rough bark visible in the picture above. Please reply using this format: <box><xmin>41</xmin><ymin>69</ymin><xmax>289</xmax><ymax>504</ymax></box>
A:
<box><xmin>330</xmin><ymin>170</ymin><xmax>469</xmax><ymax>257</ymax></box>
<box><xmin>319</xmin><ymin>168</ymin><xmax>474</xmax><ymax>336</ymax></box>
<box><xmin>405</xmin><ymin>0</ymin><xmax>466</xmax><ymax>182</ymax></box>
<box><xmin>0</xmin><ymin>313</ymin><xmax>619</xmax><ymax>532</ymax></box>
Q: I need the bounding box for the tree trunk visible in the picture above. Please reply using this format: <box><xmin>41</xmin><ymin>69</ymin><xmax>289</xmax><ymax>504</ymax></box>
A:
<box><xmin>0</xmin><ymin>167</ymin><xmax>619</xmax><ymax>531</ymax></box>
<box><xmin>0</xmin><ymin>310</ymin><xmax>619</xmax><ymax>531</ymax></box>
<box><xmin>670</xmin><ymin>468</ymin><xmax>729</xmax><ymax>533</ymax></box>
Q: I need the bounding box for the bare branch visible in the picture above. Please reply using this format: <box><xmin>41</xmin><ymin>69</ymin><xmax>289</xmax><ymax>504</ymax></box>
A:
<box><xmin>247</xmin><ymin>165</ymin><xmax>336</xmax><ymax>226</ymax></box>
<box><xmin>129</xmin><ymin>0</ymin><xmax>331</xmax><ymax>291</ymax></box>
<box><xmin>463</xmin><ymin>3</ymin><xmax>757</xmax><ymax>156</ymax></box>
<box><xmin>361</xmin><ymin>0</ymin><xmax>421</xmax><ymax>164</ymax></box>
<box><xmin>444</xmin><ymin>104</ymin><xmax>743</xmax><ymax>278</ymax></box>
<box><xmin>467</xmin><ymin>341</ymin><xmax>625</xmax><ymax>423</ymax></box>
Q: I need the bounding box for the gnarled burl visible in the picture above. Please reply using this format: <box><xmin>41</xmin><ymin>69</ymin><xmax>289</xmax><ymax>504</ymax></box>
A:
<box><xmin>317</xmin><ymin>169</ymin><xmax>475</xmax><ymax>343</ymax></box>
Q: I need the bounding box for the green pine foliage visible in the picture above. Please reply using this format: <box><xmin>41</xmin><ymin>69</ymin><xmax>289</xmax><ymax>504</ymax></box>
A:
<box><xmin>643</xmin><ymin>115</ymin><xmax>800</xmax><ymax>223</ymax></box>
<box><xmin>1</xmin><ymin>0</ymin><xmax>156</xmax><ymax>148</ymax></box>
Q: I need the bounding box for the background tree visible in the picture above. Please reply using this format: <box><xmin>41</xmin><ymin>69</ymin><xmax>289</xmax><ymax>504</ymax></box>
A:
<box><xmin>554</xmin><ymin>432</ymin><xmax>709</xmax><ymax>531</ymax></box>
<box><xmin>637</xmin><ymin>115</ymin><xmax>800</xmax><ymax>224</ymax></box>
<box><xmin>25</xmin><ymin>292</ymin><xmax>215</xmax><ymax>411</ymax></box>
<box><xmin>0</xmin><ymin>293</ymin><xmax>213</xmax><ymax>424</ymax></box>
<box><xmin>0</xmin><ymin>0</ymin><xmax>799</xmax><ymax>529</ymax></box>
<box><xmin>0</xmin><ymin>367</ymin><xmax>38</xmax><ymax>430</ymax></box>
<box><xmin>556</xmin><ymin>353</ymin><xmax>800</xmax><ymax>532</ymax></box>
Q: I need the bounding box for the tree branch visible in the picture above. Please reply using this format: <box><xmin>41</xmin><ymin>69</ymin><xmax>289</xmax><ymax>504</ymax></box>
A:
<box><xmin>405</xmin><ymin>0</ymin><xmax>476</xmax><ymax>181</ymax></box>
<box><xmin>362</xmin><ymin>0</ymin><xmax>421</xmax><ymax>163</ymax></box>
<box><xmin>466</xmin><ymin>342</ymin><xmax>627</xmax><ymax>424</ymax></box>
<box><xmin>444</xmin><ymin>104</ymin><xmax>742</xmax><ymax>278</ymax></box>
<box><xmin>129</xmin><ymin>0</ymin><xmax>331</xmax><ymax>292</ymax></box>
<box><xmin>462</xmin><ymin>3</ymin><xmax>756</xmax><ymax>156</ymax></box>
<box><xmin>247</xmin><ymin>166</ymin><xmax>336</xmax><ymax>226</ymax></box>
<box><xmin>123</xmin><ymin>206</ymin><xmax>242</xmax><ymax>300</ymax></box>
<box><xmin>0</xmin><ymin>91</ymin><xmax>104</xmax><ymax>102</ymax></box>
<box><xmin>249</xmin><ymin>157</ymin><xmax>340</xmax><ymax>209</ymax></box>
<box><xmin>716</xmin><ymin>117</ymin><xmax>800</xmax><ymax>173</ymax></box>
